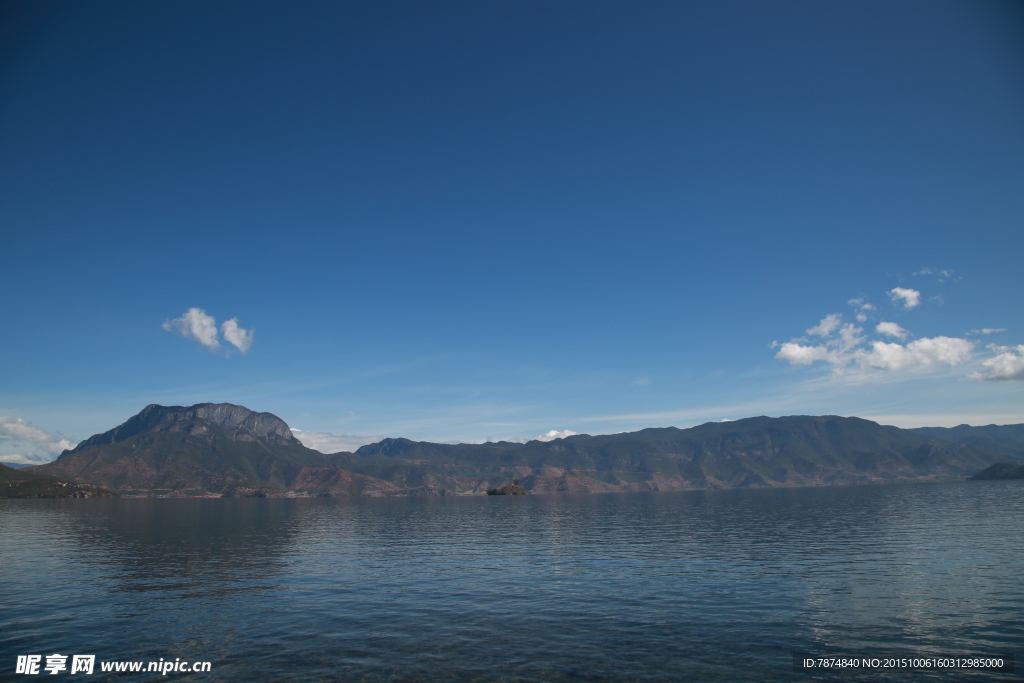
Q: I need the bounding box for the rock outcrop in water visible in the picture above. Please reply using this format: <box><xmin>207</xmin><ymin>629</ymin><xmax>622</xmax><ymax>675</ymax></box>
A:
<box><xmin>486</xmin><ymin>481</ymin><xmax>528</xmax><ymax>495</ymax></box>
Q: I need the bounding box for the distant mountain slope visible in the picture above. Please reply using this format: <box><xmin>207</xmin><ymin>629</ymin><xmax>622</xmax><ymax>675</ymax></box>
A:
<box><xmin>908</xmin><ymin>424</ymin><xmax>1024</xmax><ymax>459</ymax></box>
<box><xmin>970</xmin><ymin>463</ymin><xmax>1024</xmax><ymax>480</ymax></box>
<box><xmin>1</xmin><ymin>462</ymin><xmax>115</xmax><ymax>498</ymax></box>
<box><xmin>332</xmin><ymin>415</ymin><xmax>1006</xmax><ymax>493</ymax></box>
<box><xmin>25</xmin><ymin>406</ymin><xmax>1019</xmax><ymax>496</ymax></box>
<box><xmin>28</xmin><ymin>403</ymin><xmax>399</xmax><ymax>496</ymax></box>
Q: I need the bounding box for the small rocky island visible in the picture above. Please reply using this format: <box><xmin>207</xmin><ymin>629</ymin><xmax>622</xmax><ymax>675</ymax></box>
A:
<box><xmin>487</xmin><ymin>481</ymin><xmax>528</xmax><ymax>495</ymax></box>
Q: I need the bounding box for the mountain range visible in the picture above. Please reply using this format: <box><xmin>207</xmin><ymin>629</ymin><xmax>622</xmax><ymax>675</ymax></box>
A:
<box><xmin>22</xmin><ymin>403</ymin><xmax>1024</xmax><ymax>497</ymax></box>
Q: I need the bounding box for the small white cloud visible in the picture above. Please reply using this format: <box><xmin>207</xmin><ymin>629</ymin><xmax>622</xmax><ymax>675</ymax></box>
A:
<box><xmin>163</xmin><ymin>308</ymin><xmax>221</xmax><ymax>350</ymax></box>
<box><xmin>848</xmin><ymin>298</ymin><xmax>876</xmax><ymax>311</ymax></box>
<box><xmin>888</xmin><ymin>287</ymin><xmax>921</xmax><ymax>310</ymax></box>
<box><xmin>972</xmin><ymin>344</ymin><xmax>1024</xmax><ymax>381</ymax></box>
<box><xmin>875</xmin><ymin>321</ymin><xmax>908</xmax><ymax>339</ymax></box>
<box><xmin>221</xmin><ymin>318</ymin><xmax>254</xmax><ymax>353</ymax></box>
<box><xmin>855</xmin><ymin>313</ymin><xmax>868</xmax><ymax>322</ymax></box>
<box><xmin>291</xmin><ymin>429</ymin><xmax>383</xmax><ymax>453</ymax></box>
<box><xmin>535</xmin><ymin>429</ymin><xmax>578</xmax><ymax>442</ymax></box>
<box><xmin>775</xmin><ymin>342</ymin><xmax>830</xmax><ymax>365</ymax></box>
<box><xmin>807</xmin><ymin>313</ymin><xmax>842</xmax><ymax>337</ymax></box>
<box><xmin>969</xmin><ymin>328</ymin><xmax>1006</xmax><ymax>336</ymax></box>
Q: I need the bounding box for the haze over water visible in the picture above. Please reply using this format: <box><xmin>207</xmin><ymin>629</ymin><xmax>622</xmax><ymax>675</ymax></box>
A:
<box><xmin>3</xmin><ymin>481</ymin><xmax>1021</xmax><ymax>681</ymax></box>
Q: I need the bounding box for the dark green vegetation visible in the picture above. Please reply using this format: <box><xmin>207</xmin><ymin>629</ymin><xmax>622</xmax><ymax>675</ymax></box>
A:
<box><xmin>0</xmin><ymin>462</ymin><xmax>116</xmax><ymax>498</ymax></box>
<box><xmin>970</xmin><ymin>463</ymin><xmax>1024</xmax><ymax>480</ymax></box>
<box><xmin>486</xmin><ymin>481</ymin><xmax>528</xmax><ymax>495</ymax></box>
<box><xmin>23</xmin><ymin>403</ymin><xmax>1024</xmax><ymax>497</ymax></box>
<box><xmin>909</xmin><ymin>424</ymin><xmax>1024</xmax><ymax>460</ymax></box>
<box><xmin>333</xmin><ymin>415</ymin><xmax>1020</xmax><ymax>493</ymax></box>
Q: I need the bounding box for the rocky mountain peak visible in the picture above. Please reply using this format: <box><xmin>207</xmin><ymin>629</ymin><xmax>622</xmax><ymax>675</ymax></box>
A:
<box><xmin>64</xmin><ymin>402</ymin><xmax>299</xmax><ymax>456</ymax></box>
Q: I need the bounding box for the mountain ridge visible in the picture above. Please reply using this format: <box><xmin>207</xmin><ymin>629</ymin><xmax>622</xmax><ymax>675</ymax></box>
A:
<box><xmin>27</xmin><ymin>404</ymin><xmax>1024</xmax><ymax>496</ymax></box>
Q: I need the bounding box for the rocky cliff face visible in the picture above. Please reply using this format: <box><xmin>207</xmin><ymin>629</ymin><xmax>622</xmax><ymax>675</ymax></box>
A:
<box><xmin>30</xmin><ymin>403</ymin><xmax>396</xmax><ymax>496</ymax></box>
<box><xmin>65</xmin><ymin>402</ymin><xmax>298</xmax><ymax>455</ymax></box>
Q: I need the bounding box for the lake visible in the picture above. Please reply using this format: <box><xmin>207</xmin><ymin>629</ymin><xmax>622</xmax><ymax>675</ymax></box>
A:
<box><xmin>2</xmin><ymin>481</ymin><xmax>1021</xmax><ymax>681</ymax></box>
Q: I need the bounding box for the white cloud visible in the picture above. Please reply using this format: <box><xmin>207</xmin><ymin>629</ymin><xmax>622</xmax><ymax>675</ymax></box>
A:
<box><xmin>775</xmin><ymin>308</ymin><xmax>974</xmax><ymax>379</ymax></box>
<box><xmin>848</xmin><ymin>299</ymin><xmax>875</xmax><ymax>323</ymax></box>
<box><xmin>848</xmin><ymin>298</ymin><xmax>875</xmax><ymax>311</ymax></box>
<box><xmin>776</xmin><ymin>317</ymin><xmax>865</xmax><ymax>368</ymax></box>
<box><xmin>221</xmin><ymin>318</ymin><xmax>254</xmax><ymax>353</ymax></box>
<box><xmin>854</xmin><ymin>337</ymin><xmax>973</xmax><ymax>371</ymax></box>
<box><xmin>875</xmin><ymin>321</ymin><xmax>907</xmax><ymax>339</ymax></box>
<box><xmin>535</xmin><ymin>429</ymin><xmax>578</xmax><ymax>442</ymax></box>
<box><xmin>0</xmin><ymin>452</ymin><xmax>51</xmax><ymax>466</ymax></box>
<box><xmin>163</xmin><ymin>308</ymin><xmax>221</xmax><ymax>351</ymax></box>
<box><xmin>888</xmin><ymin>287</ymin><xmax>921</xmax><ymax>310</ymax></box>
<box><xmin>914</xmin><ymin>267</ymin><xmax>954</xmax><ymax>279</ymax></box>
<box><xmin>163</xmin><ymin>308</ymin><xmax>254</xmax><ymax>355</ymax></box>
<box><xmin>291</xmin><ymin>429</ymin><xmax>383</xmax><ymax>453</ymax></box>
<box><xmin>972</xmin><ymin>345</ymin><xmax>1024</xmax><ymax>381</ymax></box>
<box><xmin>969</xmin><ymin>328</ymin><xmax>1006</xmax><ymax>336</ymax></box>
<box><xmin>775</xmin><ymin>342</ymin><xmax>830</xmax><ymax>365</ymax></box>
<box><xmin>0</xmin><ymin>417</ymin><xmax>76</xmax><ymax>464</ymax></box>
<box><xmin>807</xmin><ymin>313</ymin><xmax>842</xmax><ymax>337</ymax></box>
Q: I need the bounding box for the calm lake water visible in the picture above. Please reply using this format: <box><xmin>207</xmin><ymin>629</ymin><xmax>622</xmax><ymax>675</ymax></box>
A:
<box><xmin>2</xmin><ymin>481</ymin><xmax>1022</xmax><ymax>681</ymax></box>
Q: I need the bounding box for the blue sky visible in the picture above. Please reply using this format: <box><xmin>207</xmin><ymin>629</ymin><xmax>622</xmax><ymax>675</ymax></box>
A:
<box><xmin>2</xmin><ymin>0</ymin><xmax>1023</xmax><ymax>462</ymax></box>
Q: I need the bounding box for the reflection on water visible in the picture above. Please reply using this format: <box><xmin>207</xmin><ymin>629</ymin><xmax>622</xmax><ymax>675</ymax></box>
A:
<box><xmin>2</xmin><ymin>481</ymin><xmax>1021</xmax><ymax>681</ymax></box>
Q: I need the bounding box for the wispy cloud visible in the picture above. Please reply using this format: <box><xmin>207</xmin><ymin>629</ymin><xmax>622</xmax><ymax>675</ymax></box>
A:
<box><xmin>969</xmin><ymin>328</ymin><xmax>1006</xmax><ymax>336</ymax></box>
<box><xmin>535</xmin><ymin>429</ymin><xmax>578</xmax><ymax>441</ymax></box>
<box><xmin>914</xmin><ymin>267</ymin><xmax>954</xmax><ymax>278</ymax></box>
<box><xmin>291</xmin><ymin>429</ymin><xmax>382</xmax><ymax>453</ymax></box>
<box><xmin>0</xmin><ymin>417</ymin><xmax>76</xmax><ymax>464</ymax></box>
<box><xmin>807</xmin><ymin>313</ymin><xmax>842</xmax><ymax>337</ymax></box>
<box><xmin>888</xmin><ymin>287</ymin><xmax>921</xmax><ymax>310</ymax></box>
<box><xmin>0</xmin><ymin>452</ymin><xmax>52</xmax><ymax>466</ymax></box>
<box><xmin>576</xmin><ymin>394</ymin><xmax>810</xmax><ymax>427</ymax></box>
<box><xmin>163</xmin><ymin>308</ymin><xmax>253</xmax><ymax>355</ymax></box>
<box><xmin>875</xmin><ymin>321</ymin><xmax>908</xmax><ymax>339</ymax></box>
<box><xmin>847</xmin><ymin>298</ymin><xmax>876</xmax><ymax>322</ymax></box>
<box><xmin>858</xmin><ymin>411</ymin><xmax>1024</xmax><ymax>428</ymax></box>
